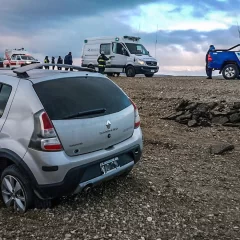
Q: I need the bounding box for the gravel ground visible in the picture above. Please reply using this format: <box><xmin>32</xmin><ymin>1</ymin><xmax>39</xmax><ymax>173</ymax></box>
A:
<box><xmin>1</xmin><ymin>76</ymin><xmax>240</xmax><ymax>240</ymax></box>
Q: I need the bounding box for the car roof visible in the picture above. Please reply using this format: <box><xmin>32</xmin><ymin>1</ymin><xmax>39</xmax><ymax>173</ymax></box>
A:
<box><xmin>0</xmin><ymin>69</ymin><xmax>104</xmax><ymax>83</ymax></box>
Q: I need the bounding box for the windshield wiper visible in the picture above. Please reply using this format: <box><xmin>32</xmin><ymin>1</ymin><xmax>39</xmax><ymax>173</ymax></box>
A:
<box><xmin>63</xmin><ymin>108</ymin><xmax>106</xmax><ymax>119</ymax></box>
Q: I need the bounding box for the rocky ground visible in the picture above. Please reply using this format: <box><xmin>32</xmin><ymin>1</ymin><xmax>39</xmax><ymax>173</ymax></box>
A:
<box><xmin>1</xmin><ymin>76</ymin><xmax>240</xmax><ymax>240</ymax></box>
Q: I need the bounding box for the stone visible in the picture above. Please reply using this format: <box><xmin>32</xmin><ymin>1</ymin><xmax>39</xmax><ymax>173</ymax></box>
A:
<box><xmin>207</xmin><ymin>102</ymin><xmax>218</xmax><ymax>109</ymax></box>
<box><xmin>185</xmin><ymin>102</ymin><xmax>198</xmax><ymax>111</ymax></box>
<box><xmin>188</xmin><ymin>120</ymin><xmax>197</xmax><ymax>127</ymax></box>
<box><xmin>199</xmin><ymin>119</ymin><xmax>211</xmax><ymax>127</ymax></box>
<box><xmin>223</xmin><ymin>123</ymin><xmax>240</xmax><ymax>127</ymax></box>
<box><xmin>163</xmin><ymin>111</ymin><xmax>183</xmax><ymax>120</ymax></box>
<box><xmin>177</xmin><ymin>113</ymin><xmax>192</xmax><ymax>120</ymax></box>
<box><xmin>229</xmin><ymin>113</ymin><xmax>240</xmax><ymax>123</ymax></box>
<box><xmin>211</xmin><ymin>110</ymin><xmax>229</xmax><ymax>117</ymax></box>
<box><xmin>233</xmin><ymin>102</ymin><xmax>240</xmax><ymax>109</ymax></box>
<box><xmin>196</xmin><ymin>104</ymin><xmax>209</xmax><ymax>113</ymax></box>
<box><xmin>212</xmin><ymin>116</ymin><xmax>229</xmax><ymax>125</ymax></box>
<box><xmin>210</xmin><ymin>143</ymin><xmax>234</xmax><ymax>155</ymax></box>
<box><xmin>147</xmin><ymin>217</ymin><xmax>153</xmax><ymax>222</ymax></box>
<box><xmin>176</xmin><ymin>100</ymin><xmax>189</xmax><ymax>111</ymax></box>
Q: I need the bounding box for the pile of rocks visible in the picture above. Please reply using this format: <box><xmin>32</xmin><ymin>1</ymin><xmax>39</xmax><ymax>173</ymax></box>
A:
<box><xmin>164</xmin><ymin>100</ymin><xmax>240</xmax><ymax>127</ymax></box>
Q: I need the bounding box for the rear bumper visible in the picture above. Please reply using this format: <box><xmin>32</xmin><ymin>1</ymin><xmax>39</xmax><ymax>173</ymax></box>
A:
<box><xmin>23</xmin><ymin>127</ymin><xmax>143</xmax><ymax>199</ymax></box>
<box><xmin>135</xmin><ymin>66</ymin><xmax>159</xmax><ymax>74</ymax></box>
<box><xmin>35</xmin><ymin>145</ymin><xmax>141</xmax><ymax>199</ymax></box>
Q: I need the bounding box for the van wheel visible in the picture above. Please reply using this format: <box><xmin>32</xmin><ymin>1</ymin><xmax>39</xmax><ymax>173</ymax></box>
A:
<box><xmin>145</xmin><ymin>74</ymin><xmax>154</xmax><ymax>77</ymax></box>
<box><xmin>1</xmin><ymin>165</ymin><xmax>33</xmax><ymax>213</ymax></box>
<box><xmin>222</xmin><ymin>64</ymin><xmax>239</xmax><ymax>80</ymax></box>
<box><xmin>126</xmin><ymin>66</ymin><xmax>136</xmax><ymax>77</ymax></box>
<box><xmin>88</xmin><ymin>65</ymin><xmax>95</xmax><ymax>70</ymax></box>
<box><xmin>115</xmin><ymin>73</ymin><xmax>120</xmax><ymax>77</ymax></box>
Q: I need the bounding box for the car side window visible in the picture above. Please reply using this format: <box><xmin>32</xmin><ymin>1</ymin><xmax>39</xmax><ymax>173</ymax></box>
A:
<box><xmin>100</xmin><ymin>44</ymin><xmax>111</xmax><ymax>55</ymax></box>
<box><xmin>11</xmin><ymin>56</ymin><xmax>16</xmax><ymax>61</ymax></box>
<box><xmin>112</xmin><ymin>43</ymin><xmax>128</xmax><ymax>56</ymax></box>
<box><xmin>0</xmin><ymin>84</ymin><xmax>12</xmax><ymax>118</ymax></box>
<box><xmin>17</xmin><ymin>56</ymin><xmax>21</xmax><ymax>60</ymax></box>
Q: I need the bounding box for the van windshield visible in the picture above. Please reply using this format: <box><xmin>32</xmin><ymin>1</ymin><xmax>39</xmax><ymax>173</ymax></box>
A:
<box><xmin>125</xmin><ymin>43</ymin><xmax>148</xmax><ymax>55</ymax></box>
<box><xmin>21</xmin><ymin>56</ymin><xmax>35</xmax><ymax>60</ymax></box>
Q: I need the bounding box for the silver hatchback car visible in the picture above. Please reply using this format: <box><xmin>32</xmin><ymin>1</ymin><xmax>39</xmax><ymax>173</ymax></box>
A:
<box><xmin>0</xmin><ymin>64</ymin><xmax>143</xmax><ymax>212</ymax></box>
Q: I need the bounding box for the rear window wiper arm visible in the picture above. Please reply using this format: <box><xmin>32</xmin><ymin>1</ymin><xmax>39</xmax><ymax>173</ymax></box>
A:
<box><xmin>63</xmin><ymin>108</ymin><xmax>106</xmax><ymax>119</ymax></box>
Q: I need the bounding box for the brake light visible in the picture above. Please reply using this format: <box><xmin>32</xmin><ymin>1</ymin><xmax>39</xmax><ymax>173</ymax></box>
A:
<box><xmin>38</xmin><ymin>112</ymin><xmax>62</xmax><ymax>151</ymax></box>
<box><xmin>129</xmin><ymin>98</ymin><xmax>140</xmax><ymax>128</ymax></box>
<box><xmin>208</xmin><ymin>54</ymin><xmax>212</xmax><ymax>62</ymax></box>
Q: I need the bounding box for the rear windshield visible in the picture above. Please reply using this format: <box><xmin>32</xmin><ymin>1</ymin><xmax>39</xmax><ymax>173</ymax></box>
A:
<box><xmin>33</xmin><ymin>76</ymin><xmax>131</xmax><ymax>120</ymax></box>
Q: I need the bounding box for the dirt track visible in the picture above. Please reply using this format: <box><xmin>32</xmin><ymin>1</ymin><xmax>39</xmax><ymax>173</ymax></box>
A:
<box><xmin>1</xmin><ymin>76</ymin><xmax>240</xmax><ymax>240</ymax></box>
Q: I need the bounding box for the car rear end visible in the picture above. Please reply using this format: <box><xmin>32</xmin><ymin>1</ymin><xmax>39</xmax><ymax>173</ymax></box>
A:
<box><xmin>23</xmin><ymin>72</ymin><xmax>143</xmax><ymax>199</ymax></box>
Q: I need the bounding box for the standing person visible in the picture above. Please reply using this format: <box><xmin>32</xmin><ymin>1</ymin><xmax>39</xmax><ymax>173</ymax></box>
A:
<box><xmin>57</xmin><ymin>56</ymin><xmax>63</xmax><ymax>70</ymax></box>
<box><xmin>44</xmin><ymin>56</ymin><xmax>49</xmax><ymax>69</ymax></box>
<box><xmin>64</xmin><ymin>52</ymin><xmax>73</xmax><ymax>71</ymax></box>
<box><xmin>97</xmin><ymin>51</ymin><xmax>109</xmax><ymax>74</ymax></box>
<box><xmin>51</xmin><ymin>57</ymin><xmax>55</xmax><ymax>70</ymax></box>
<box><xmin>205</xmin><ymin>45</ymin><xmax>215</xmax><ymax>79</ymax></box>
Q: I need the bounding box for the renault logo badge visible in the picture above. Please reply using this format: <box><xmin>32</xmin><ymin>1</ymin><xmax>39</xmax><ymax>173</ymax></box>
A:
<box><xmin>106</xmin><ymin>120</ymin><xmax>111</xmax><ymax>129</ymax></box>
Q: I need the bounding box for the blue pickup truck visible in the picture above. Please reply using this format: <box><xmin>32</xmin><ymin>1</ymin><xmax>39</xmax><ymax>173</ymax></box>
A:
<box><xmin>208</xmin><ymin>44</ymin><xmax>240</xmax><ymax>80</ymax></box>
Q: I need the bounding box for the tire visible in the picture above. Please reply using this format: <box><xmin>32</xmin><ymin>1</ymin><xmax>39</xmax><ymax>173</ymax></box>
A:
<box><xmin>1</xmin><ymin>165</ymin><xmax>33</xmax><ymax>213</ymax></box>
<box><xmin>107</xmin><ymin>73</ymin><xmax>114</xmax><ymax>77</ymax></box>
<box><xmin>222</xmin><ymin>64</ymin><xmax>239</xmax><ymax>80</ymax></box>
<box><xmin>115</xmin><ymin>73</ymin><xmax>120</xmax><ymax>77</ymax></box>
<box><xmin>88</xmin><ymin>65</ymin><xmax>95</xmax><ymax>70</ymax></box>
<box><xmin>145</xmin><ymin>74</ymin><xmax>154</xmax><ymax>77</ymax></box>
<box><xmin>126</xmin><ymin>66</ymin><xmax>136</xmax><ymax>77</ymax></box>
<box><xmin>6</xmin><ymin>65</ymin><xmax>10</xmax><ymax>68</ymax></box>
<box><xmin>34</xmin><ymin>196</ymin><xmax>52</xmax><ymax>209</ymax></box>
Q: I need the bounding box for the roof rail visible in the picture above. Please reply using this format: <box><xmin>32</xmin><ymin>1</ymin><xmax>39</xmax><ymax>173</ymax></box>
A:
<box><xmin>13</xmin><ymin>63</ymin><xmax>96</xmax><ymax>78</ymax></box>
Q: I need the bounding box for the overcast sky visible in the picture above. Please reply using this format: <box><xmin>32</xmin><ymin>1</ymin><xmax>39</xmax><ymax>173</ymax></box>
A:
<box><xmin>1</xmin><ymin>0</ymin><xmax>240</xmax><ymax>75</ymax></box>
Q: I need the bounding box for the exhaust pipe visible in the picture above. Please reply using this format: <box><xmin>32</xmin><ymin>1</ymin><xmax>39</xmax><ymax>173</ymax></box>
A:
<box><xmin>83</xmin><ymin>185</ymin><xmax>92</xmax><ymax>194</ymax></box>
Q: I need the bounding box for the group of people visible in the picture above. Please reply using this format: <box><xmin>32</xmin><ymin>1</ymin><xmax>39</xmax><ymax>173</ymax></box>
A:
<box><xmin>44</xmin><ymin>52</ymin><xmax>73</xmax><ymax>70</ymax></box>
<box><xmin>43</xmin><ymin>51</ymin><xmax>108</xmax><ymax>74</ymax></box>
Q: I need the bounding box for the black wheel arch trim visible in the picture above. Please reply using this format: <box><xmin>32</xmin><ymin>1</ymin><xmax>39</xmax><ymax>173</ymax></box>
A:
<box><xmin>0</xmin><ymin>149</ymin><xmax>38</xmax><ymax>187</ymax></box>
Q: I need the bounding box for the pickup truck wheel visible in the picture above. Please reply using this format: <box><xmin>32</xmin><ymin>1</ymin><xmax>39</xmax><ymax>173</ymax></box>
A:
<box><xmin>222</xmin><ymin>64</ymin><xmax>239</xmax><ymax>80</ymax></box>
<box><xmin>126</xmin><ymin>66</ymin><xmax>136</xmax><ymax>77</ymax></box>
<box><xmin>145</xmin><ymin>74</ymin><xmax>154</xmax><ymax>77</ymax></box>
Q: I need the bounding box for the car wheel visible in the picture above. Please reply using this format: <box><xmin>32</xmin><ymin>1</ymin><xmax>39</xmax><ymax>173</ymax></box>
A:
<box><xmin>1</xmin><ymin>165</ymin><xmax>33</xmax><ymax>213</ymax></box>
<box><xmin>145</xmin><ymin>74</ymin><xmax>154</xmax><ymax>77</ymax></box>
<box><xmin>126</xmin><ymin>66</ymin><xmax>136</xmax><ymax>77</ymax></box>
<box><xmin>222</xmin><ymin>64</ymin><xmax>239</xmax><ymax>80</ymax></box>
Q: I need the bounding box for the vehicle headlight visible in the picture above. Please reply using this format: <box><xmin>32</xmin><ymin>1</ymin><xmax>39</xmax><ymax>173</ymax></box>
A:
<box><xmin>26</xmin><ymin>61</ymin><xmax>31</xmax><ymax>64</ymax></box>
<box><xmin>137</xmin><ymin>59</ymin><xmax>145</xmax><ymax>65</ymax></box>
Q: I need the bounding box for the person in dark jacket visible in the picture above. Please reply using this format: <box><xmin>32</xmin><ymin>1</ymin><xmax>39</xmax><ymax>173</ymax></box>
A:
<box><xmin>44</xmin><ymin>56</ymin><xmax>49</xmax><ymax>69</ymax></box>
<box><xmin>64</xmin><ymin>52</ymin><xmax>73</xmax><ymax>71</ymax></box>
<box><xmin>51</xmin><ymin>57</ymin><xmax>55</xmax><ymax>70</ymax></box>
<box><xmin>57</xmin><ymin>56</ymin><xmax>63</xmax><ymax>70</ymax></box>
<box><xmin>205</xmin><ymin>45</ymin><xmax>215</xmax><ymax>79</ymax></box>
<box><xmin>97</xmin><ymin>51</ymin><xmax>109</xmax><ymax>74</ymax></box>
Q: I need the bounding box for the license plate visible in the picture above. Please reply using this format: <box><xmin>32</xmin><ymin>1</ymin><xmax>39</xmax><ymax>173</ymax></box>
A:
<box><xmin>151</xmin><ymin>70</ymin><xmax>155</xmax><ymax>72</ymax></box>
<box><xmin>100</xmin><ymin>157</ymin><xmax>119</xmax><ymax>174</ymax></box>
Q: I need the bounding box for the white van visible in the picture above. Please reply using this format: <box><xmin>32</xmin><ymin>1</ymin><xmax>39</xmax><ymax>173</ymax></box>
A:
<box><xmin>81</xmin><ymin>36</ymin><xmax>159</xmax><ymax>77</ymax></box>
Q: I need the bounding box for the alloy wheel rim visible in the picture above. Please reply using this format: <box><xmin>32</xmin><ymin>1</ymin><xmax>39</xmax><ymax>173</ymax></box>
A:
<box><xmin>1</xmin><ymin>175</ymin><xmax>26</xmax><ymax>212</ymax></box>
<box><xmin>225</xmin><ymin>67</ymin><xmax>235</xmax><ymax>78</ymax></box>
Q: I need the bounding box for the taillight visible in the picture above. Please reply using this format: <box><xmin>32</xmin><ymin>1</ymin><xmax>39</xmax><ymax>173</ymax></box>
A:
<box><xmin>29</xmin><ymin>110</ymin><xmax>63</xmax><ymax>152</ymax></box>
<box><xmin>129</xmin><ymin>98</ymin><xmax>140</xmax><ymax>128</ymax></box>
<box><xmin>208</xmin><ymin>54</ymin><xmax>212</xmax><ymax>62</ymax></box>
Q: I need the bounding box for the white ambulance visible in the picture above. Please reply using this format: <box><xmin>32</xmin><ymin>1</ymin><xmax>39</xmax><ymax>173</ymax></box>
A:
<box><xmin>81</xmin><ymin>36</ymin><xmax>159</xmax><ymax>77</ymax></box>
<box><xmin>3</xmin><ymin>48</ymin><xmax>40</xmax><ymax>69</ymax></box>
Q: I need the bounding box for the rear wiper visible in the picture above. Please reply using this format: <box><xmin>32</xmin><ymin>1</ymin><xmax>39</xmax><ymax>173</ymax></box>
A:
<box><xmin>63</xmin><ymin>108</ymin><xmax>106</xmax><ymax>119</ymax></box>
